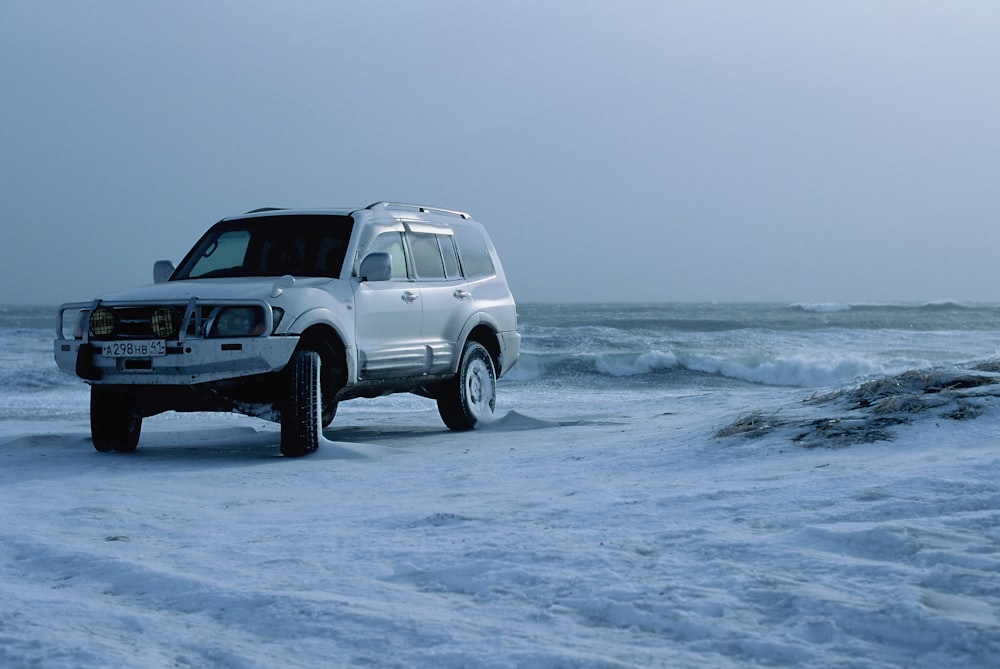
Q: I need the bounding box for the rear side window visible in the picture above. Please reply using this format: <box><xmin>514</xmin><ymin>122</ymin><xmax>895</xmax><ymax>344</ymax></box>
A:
<box><xmin>440</xmin><ymin>236</ymin><xmax>461</xmax><ymax>279</ymax></box>
<box><xmin>453</xmin><ymin>226</ymin><xmax>496</xmax><ymax>278</ymax></box>
<box><xmin>409</xmin><ymin>233</ymin><xmax>446</xmax><ymax>279</ymax></box>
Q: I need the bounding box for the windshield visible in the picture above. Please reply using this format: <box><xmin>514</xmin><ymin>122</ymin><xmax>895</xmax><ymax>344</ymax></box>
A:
<box><xmin>172</xmin><ymin>214</ymin><xmax>355</xmax><ymax>280</ymax></box>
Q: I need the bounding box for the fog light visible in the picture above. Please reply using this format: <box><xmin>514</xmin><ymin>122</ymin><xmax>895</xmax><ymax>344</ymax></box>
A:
<box><xmin>89</xmin><ymin>307</ymin><xmax>117</xmax><ymax>338</ymax></box>
<box><xmin>151</xmin><ymin>306</ymin><xmax>181</xmax><ymax>338</ymax></box>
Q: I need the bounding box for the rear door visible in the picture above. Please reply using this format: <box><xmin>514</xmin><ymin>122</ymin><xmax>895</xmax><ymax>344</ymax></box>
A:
<box><xmin>406</xmin><ymin>228</ymin><xmax>475</xmax><ymax>375</ymax></box>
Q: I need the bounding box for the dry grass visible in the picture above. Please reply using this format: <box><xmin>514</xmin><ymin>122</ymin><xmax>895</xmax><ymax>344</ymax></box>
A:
<box><xmin>715</xmin><ymin>410</ymin><xmax>783</xmax><ymax>438</ymax></box>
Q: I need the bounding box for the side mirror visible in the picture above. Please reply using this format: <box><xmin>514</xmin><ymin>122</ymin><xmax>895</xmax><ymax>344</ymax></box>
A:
<box><xmin>153</xmin><ymin>260</ymin><xmax>175</xmax><ymax>284</ymax></box>
<box><xmin>359</xmin><ymin>252</ymin><xmax>392</xmax><ymax>282</ymax></box>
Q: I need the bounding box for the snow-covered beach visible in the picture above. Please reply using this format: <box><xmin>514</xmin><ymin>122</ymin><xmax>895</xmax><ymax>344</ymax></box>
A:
<box><xmin>2</xmin><ymin>303</ymin><xmax>999</xmax><ymax>667</ymax></box>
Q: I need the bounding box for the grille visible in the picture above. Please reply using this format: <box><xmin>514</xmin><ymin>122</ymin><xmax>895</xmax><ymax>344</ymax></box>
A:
<box><xmin>89</xmin><ymin>304</ymin><xmax>216</xmax><ymax>340</ymax></box>
<box><xmin>85</xmin><ymin>301</ymin><xmax>274</xmax><ymax>341</ymax></box>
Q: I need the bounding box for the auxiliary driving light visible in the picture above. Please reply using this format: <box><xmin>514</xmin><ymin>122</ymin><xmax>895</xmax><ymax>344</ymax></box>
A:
<box><xmin>89</xmin><ymin>307</ymin><xmax>117</xmax><ymax>338</ymax></box>
<box><xmin>151</xmin><ymin>306</ymin><xmax>181</xmax><ymax>338</ymax></box>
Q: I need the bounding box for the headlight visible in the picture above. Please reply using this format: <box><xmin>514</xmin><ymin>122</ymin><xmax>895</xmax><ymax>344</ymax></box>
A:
<box><xmin>151</xmin><ymin>306</ymin><xmax>182</xmax><ymax>338</ymax></box>
<box><xmin>209</xmin><ymin>306</ymin><xmax>266</xmax><ymax>337</ymax></box>
<box><xmin>89</xmin><ymin>307</ymin><xmax>117</xmax><ymax>338</ymax></box>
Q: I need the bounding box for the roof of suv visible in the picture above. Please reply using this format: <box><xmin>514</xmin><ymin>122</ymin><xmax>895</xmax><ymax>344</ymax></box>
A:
<box><xmin>228</xmin><ymin>207</ymin><xmax>357</xmax><ymax>219</ymax></box>
<box><xmin>229</xmin><ymin>202</ymin><xmax>474</xmax><ymax>222</ymax></box>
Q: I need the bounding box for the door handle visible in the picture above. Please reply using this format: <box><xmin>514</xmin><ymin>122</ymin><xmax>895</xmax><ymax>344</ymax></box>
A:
<box><xmin>402</xmin><ymin>290</ymin><xmax>419</xmax><ymax>303</ymax></box>
<box><xmin>453</xmin><ymin>289</ymin><xmax>471</xmax><ymax>300</ymax></box>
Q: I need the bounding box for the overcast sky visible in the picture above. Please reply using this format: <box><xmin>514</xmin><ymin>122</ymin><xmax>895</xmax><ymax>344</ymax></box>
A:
<box><xmin>3</xmin><ymin>1</ymin><xmax>1000</xmax><ymax>305</ymax></box>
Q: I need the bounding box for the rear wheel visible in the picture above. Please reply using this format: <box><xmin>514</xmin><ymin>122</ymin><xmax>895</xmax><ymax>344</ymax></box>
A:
<box><xmin>90</xmin><ymin>387</ymin><xmax>142</xmax><ymax>453</ymax></box>
<box><xmin>437</xmin><ymin>341</ymin><xmax>496</xmax><ymax>431</ymax></box>
<box><xmin>281</xmin><ymin>349</ymin><xmax>323</xmax><ymax>457</ymax></box>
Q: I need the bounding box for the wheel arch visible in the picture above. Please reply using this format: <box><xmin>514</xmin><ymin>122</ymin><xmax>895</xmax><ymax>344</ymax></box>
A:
<box><xmin>464</xmin><ymin>323</ymin><xmax>501</xmax><ymax>375</ymax></box>
<box><xmin>286</xmin><ymin>308</ymin><xmax>356</xmax><ymax>384</ymax></box>
<box><xmin>295</xmin><ymin>323</ymin><xmax>352</xmax><ymax>392</ymax></box>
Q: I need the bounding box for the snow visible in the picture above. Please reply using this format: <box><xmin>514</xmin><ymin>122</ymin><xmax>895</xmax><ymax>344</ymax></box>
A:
<box><xmin>2</xmin><ymin>389</ymin><xmax>999</xmax><ymax>668</ymax></box>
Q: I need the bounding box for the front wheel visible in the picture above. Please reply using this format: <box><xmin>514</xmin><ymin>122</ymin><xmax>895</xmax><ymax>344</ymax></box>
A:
<box><xmin>90</xmin><ymin>387</ymin><xmax>142</xmax><ymax>453</ymax></box>
<box><xmin>437</xmin><ymin>342</ymin><xmax>496</xmax><ymax>431</ymax></box>
<box><xmin>322</xmin><ymin>401</ymin><xmax>338</xmax><ymax>428</ymax></box>
<box><xmin>281</xmin><ymin>349</ymin><xmax>323</xmax><ymax>457</ymax></box>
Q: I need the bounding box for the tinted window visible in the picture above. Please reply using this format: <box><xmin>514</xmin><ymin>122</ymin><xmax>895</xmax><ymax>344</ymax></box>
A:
<box><xmin>409</xmin><ymin>233</ymin><xmax>446</xmax><ymax>279</ymax></box>
<box><xmin>453</xmin><ymin>225</ymin><xmax>495</xmax><ymax>278</ymax></box>
<box><xmin>184</xmin><ymin>230</ymin><xmax>251</xmax><ymax>278</ymax></box>
<box><xmin>440</xmin><ymin>235</ymin><xmax>461</xmax><ymax>279</ymax></box>
<box><xmin>174</xmin><ymin>215</ymin><xmax>355</xmax><ymax>279</ymax></box>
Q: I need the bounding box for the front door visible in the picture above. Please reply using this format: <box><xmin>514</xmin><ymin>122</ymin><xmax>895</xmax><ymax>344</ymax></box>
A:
<box><xmin>352</xmin><ymin>232</ymin><xmax>425</xmax><ymax>379</ymax></box>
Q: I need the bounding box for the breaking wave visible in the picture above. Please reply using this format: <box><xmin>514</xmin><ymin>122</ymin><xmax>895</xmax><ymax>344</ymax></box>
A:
<box><xmin>509</xmin><ymin>349</ymin><xmax>895</xmax><ymax>389</ymax></box>
<box><xmin>790</xmin><ymin>302</ymin><xmax>852</xmax><ymax>313</ymax></box>
<box><xmin>789</xmin><ymin>300</ymin><xmax>986</xmax><ymax>315</ymax></box>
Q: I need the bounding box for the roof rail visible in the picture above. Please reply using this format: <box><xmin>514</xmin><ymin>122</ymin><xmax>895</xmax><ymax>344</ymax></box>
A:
<box><xmin>244</xmin><ymin>207</ymin><xmax>286</xmax><ymax>214</ymax></box>
<box><xmin>365</xmin><ymin>201</ymin><xmax>471</xmax><ymax>220</ymax></box>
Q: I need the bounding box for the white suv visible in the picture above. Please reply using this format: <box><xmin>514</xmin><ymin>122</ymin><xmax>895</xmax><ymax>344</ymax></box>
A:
<box><xmin>54</xmin><ymin>202</ymin><xmax>520</xmax><ymax>457</ymax></box>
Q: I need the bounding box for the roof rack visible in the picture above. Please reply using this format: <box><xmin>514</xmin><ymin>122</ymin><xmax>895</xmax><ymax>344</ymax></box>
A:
<box><xmin>365</xmin><ymin>201</ymin><xmax>471</xmax><ymax>220</ymax></box>
<box><xmin>244</xmin><ymin>207</ymin><xmax>286</xmax><ymax>214</ymax></box>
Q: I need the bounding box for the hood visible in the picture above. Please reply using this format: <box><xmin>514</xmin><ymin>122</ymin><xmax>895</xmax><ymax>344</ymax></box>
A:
<box><xmin>95</xmin><ymin>277</ymin><xmax>337</xmax><ymax>304</ymax></box>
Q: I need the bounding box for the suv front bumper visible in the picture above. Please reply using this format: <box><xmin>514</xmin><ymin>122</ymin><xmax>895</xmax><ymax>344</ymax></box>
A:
<box><xmin>54</xmin><ymin>336</ymin><xmax>299</xmax><ymax>385</ymax></box>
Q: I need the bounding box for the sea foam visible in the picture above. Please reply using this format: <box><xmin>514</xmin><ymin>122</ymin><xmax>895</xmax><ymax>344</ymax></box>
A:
<box><xmin>791</xmin><ymin>302</ymin><xmax>852</xmax><ymax>313</ymax></box>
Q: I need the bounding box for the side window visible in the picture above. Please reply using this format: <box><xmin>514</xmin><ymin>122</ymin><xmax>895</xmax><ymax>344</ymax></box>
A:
<box><xmin>367</xmin><ymin>232</ymin><xmax>408</xmax><ymax>279</ymax></box>
<box><xmin>409</xmin><ymin>232</ymin><xmax>446</xmax><ymax>280</ymax></box>
<box><xmin>440</xmin><ymin>235</ymin><xmax>461</xmax><ymax>279</ymax></box>
<box><xmin>453</xmin><ymin>225</ymin><xmax>496</xmax><ymax>278</ymax></box>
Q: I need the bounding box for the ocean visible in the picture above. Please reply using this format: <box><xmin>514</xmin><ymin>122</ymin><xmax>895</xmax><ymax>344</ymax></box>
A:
<box><xmin>509</xmin><ymin>302</ymin><xmax>1000</xmax><ymax>392</ymax></box>
<box><xmin>6</xmin><ymin>301</ymin><xmax>1000</xmax><ymax>425</ymax></box>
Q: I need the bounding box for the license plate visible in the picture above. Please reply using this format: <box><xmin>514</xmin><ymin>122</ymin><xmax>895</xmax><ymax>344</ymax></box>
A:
<box><xmin>101</xmin><ymin>340</ymin><xmax>166</xmax><ymax>358</ymax></box>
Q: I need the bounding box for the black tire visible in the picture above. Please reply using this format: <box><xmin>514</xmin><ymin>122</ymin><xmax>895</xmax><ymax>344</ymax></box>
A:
<box><xmin>316</xmin><ymin>336</ymin><xmax>346</xmax><ymax>428</ymax></box>
<box><xmin>322</xmin><ymin>401</ymin><xmax>338</xmax><ymax>428</ymax></box>
<box><xmin>281</xmin><ymin>349</ymin><xmax>323</xmax><ymax>457</ymax></box>
<box><xmin>437</xmin><ymin>341</ymin><xmax>496</xmax><ymax>431</ymax></box>
<box><xmin>90</xmin><ymin>387</ymin><xmax>141</xmax><ymax>453</ymax></box>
